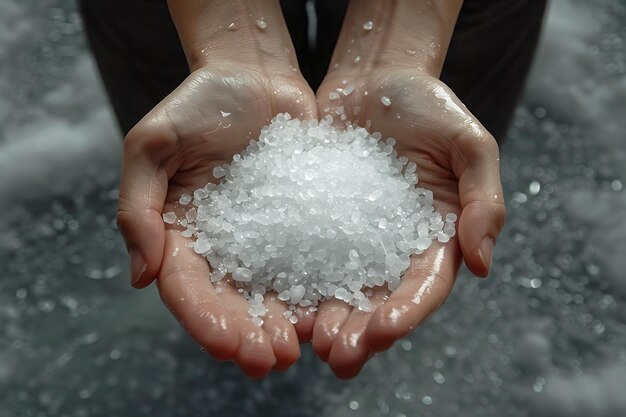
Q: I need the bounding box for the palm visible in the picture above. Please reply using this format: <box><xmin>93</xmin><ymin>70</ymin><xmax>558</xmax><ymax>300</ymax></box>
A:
<box><xmin>123</xmin><ymin>65</ymin><xmax>318</xmax><ymax>377</ymax></box>
<box><xmin>311</xmin><ymin>70</ymin><xmax>502</xmax><ymax>378</ymax></box>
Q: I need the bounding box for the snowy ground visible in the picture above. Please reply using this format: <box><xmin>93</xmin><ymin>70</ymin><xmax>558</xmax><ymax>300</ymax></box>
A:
<box><xmin>0</xmin><ymin>1</ymin><xmax>624</xmax><ymax>416</ymax></box>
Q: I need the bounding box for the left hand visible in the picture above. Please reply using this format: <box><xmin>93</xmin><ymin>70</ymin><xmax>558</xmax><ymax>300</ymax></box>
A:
<box><xmin>311</xmin><ymin>67</ymin><xmax>506</xmax><ymax>378</ymax></box>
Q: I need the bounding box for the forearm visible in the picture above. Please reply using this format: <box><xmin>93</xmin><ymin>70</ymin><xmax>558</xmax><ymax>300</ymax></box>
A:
<box><xmin>167</xmin><ymin>0</ymin><xmax>297</xmax><ymax>74</ymax></box>
<box><xmin>328</xmin><ymin>0</ymin><xmax>462</xmax><ymax>77</ymax></box>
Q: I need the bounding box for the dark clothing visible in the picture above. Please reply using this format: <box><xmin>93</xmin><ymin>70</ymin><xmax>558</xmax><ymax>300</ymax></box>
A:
<box><xmin>79</xmin><ymin>0</ymin><xmax>547</xmax><ymax>141</ymax></box>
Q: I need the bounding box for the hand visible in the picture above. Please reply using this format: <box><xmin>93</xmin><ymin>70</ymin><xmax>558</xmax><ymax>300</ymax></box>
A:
<box><xmin>311</xmin><ymin>68</ymin><xmax>506</xmax><ymax>378</ymax></box>
<box><xmin>116</xmin><ymin>64</ymin><xmax>318</xmax><ymax>377</ymax></box>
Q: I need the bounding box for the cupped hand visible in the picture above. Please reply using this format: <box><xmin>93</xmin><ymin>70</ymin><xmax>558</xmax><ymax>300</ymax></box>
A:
<box><xmin>116</xmin><ymin>64</ymin><xmax>318</xmax><ymax>377</ymax></box>
<box><xmin>311</xmin><ymin>68</ymin><xmax>506</xmax><ymax>378</ymax></box>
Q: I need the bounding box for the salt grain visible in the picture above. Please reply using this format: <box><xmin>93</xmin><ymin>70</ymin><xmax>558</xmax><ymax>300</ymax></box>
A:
<box><xmin>179</xmin><ymin>193</ymin><xmax>192</xmax><ymax>205</ymax></box>
<box><xmin>381</xmin><ymin>96</ymin><xmax>392</xmax><ymax>107</ymax></box>
<box><xmin>162</xmin><ymin>212</ymin><xmax>176</xmax><ymax>224</ymax></box>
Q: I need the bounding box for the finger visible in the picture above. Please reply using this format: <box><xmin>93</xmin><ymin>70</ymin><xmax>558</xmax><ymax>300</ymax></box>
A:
<box><xmin>291</xmin><ymin>305</ymin><xmax>317</xmax><ymax>344</ymax></box>
<box><xmin>262</xmin><ymin>294</ymin><xmax>301</xmax><ymax>371</ymax></box>
<box><xmin>451</xmin><ymin>124</ymin><xmax>506</xmax><ymax>277</ymax></box>
<box><xmin>365</xmin><ymin>242</ymin><xmax>460</xmax><ymax>353</ymax></box>
<box><xmin>157</xmin><ymin>230</ymin><xmax>238</xmax><ymax>360</ymax></box>
<box><xmin>216</xmin><ymin>282</ymin><xmax>276</xmax><ymax>378</ymax></box>
<box><xmin>311</xmin><ymin>298</ymin><xmax>352</xmax><ymax>362</ymax></box>
<box><xmin>117</xmin><ymin>122</ymin><xmax>178</xmax><ymax>288</ymax></box>
<box><xmin>327</xmin><ymin>288</ymin><xmax>390</xmax><ymax>379</ymax></box>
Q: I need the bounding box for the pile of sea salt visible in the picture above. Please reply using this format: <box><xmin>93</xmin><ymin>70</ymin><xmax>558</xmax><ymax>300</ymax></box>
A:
<box><xmin>167</xmin><ymin>113</ymin><xmax>456</xmax><ymax>326</ymax></box>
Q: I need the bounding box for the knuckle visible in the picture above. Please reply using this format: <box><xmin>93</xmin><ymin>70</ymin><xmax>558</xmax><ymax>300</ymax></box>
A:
<box><xmin>452</xmin><ymin>127</ymin><xmax>500</xmax><ymax>160</ymax></box>
<box><xmin>124</xmin><ymin>119</ymin><xmax>178</xmax><ymax>159</ymax></box>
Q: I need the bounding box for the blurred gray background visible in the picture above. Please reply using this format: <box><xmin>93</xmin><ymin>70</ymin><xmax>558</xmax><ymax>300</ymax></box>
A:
<box><xmin>0</xmin><ymin>0</ymin><xmax>625</xmax><ymax>416</ymax></box>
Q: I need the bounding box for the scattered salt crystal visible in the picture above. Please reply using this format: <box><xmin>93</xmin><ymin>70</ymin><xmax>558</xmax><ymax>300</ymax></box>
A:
<box><xmin>342</xmin><ymin>83</ymin><xmax>356</xmax><ymax>96</ymax></box>
<box><xmin>162</xmin><ymin>212</ymin><xmax>176</xmax><ymax>224</ymax></box>
<box><xmin>172</xmin><ymin>247</ymin><xmax>179</xmax><ymax>257</ymax></box>
<box><xmin>353</xmin><ymin>56</ymin><xmax>361</xmax><ymax>64</ymax></box>
<box><xmin>363</xmin><ymin>21</ymin><xmax>374</xmax><ymax>31</ymax></box>
<box><xmin>381</xmin><ymin>96</ymin><xmax>392</xmax><ymax>107</ymax></box>
<box><xmin>256</xmin><ymin>18</ymin><xmax>267</xmax><ymax>29</ymax></box>
<box><xmin>179</xmin><ymin>193</ymin><xmax>192</xmax><ymax>205</ymax></box>
<box><xmin>358</xmin><ymin>298</ymin><xmax>373</xmax><ymax>312</ymax></box>
<box><xmin>220</xmin><ymin>110</ymin><xmax>231</xmax><ymax>117</ymax></box>
<box><xmin>289</xmin><ymin>285</ymin><xmax>306</xmax><ymax>304</ymax></box>
<box><xmin>445</xmin><ymin>213</ymin><xmax>457</xmax><ymax>223</ymax></box>
<box><xmin>329</xmin><ymin>91</ymin><xmax>340</xmax><ymax>100</ymax></box>
<box><xmin>227</xmin><ymin>22</ymin><xmax>237</xmax><ymax>31</ymax></box>
<box><xmin>213</xmin><ymin>166</ymin><xmax>226</xmax><ymax>178</ymax></box>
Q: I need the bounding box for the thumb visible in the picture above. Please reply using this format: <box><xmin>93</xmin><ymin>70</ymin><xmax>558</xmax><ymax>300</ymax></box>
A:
<box><xmin>453</xmin><ymin>128</ymin><xmax>506</xmax><ymax>277</ymax></box>
<box><xmin>117</xmin><ymin>122</ymin><xmax>173</xmax><ymax>288</ymax></box>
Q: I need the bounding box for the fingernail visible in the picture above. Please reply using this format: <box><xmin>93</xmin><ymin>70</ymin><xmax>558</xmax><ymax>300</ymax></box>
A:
<box><xmin>129</xmin><ymin>247</ymin><xmax>147</xmax><ymax>286</ymax></box>
<box><xmin>477</xmin><ymin>237</ymin><xmax>494</xmax><ymax>277</ymax></box>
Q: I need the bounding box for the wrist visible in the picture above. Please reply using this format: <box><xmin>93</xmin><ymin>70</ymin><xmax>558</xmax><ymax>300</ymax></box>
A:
<box><xmin>327</xmin><ymin>0</ymin><xmax>462</xmax><ymax>78</ymax></box>
<box><xmin>167</xmin><ymin>0</ymin><xmax>298</xmax><ymax>75</ymax></box>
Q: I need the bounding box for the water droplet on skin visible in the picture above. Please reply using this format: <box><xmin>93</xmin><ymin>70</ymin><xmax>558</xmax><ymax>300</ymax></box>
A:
<box><xmin>381</xmin><ymin>96</ymin><xmax>392</xmax><ymax>107</ymax></box>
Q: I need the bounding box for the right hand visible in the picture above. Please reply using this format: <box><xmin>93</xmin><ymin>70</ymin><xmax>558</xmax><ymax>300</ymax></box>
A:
<box><xmin>117</xmin><ymin>63</ymin><xmax>317</xmax><ymax>377</ymax></box>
